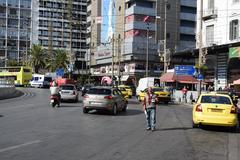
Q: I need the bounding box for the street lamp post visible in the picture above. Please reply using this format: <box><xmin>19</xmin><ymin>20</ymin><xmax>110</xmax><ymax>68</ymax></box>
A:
<box><xmin>146</xmin><ymin>23</ymin><xmax>149</xmax><ymax>77</ymax></box>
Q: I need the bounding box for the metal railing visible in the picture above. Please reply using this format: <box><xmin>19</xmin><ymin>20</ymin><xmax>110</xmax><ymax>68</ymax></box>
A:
<box><xmin>0</xmin><ymin>78</ymin><xmax>15</xmax><ymax>87</ymax></box>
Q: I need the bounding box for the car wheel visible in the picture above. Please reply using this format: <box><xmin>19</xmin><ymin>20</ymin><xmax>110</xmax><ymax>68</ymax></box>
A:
<box><xmin>137</xmin><ymin>96</ymin><xmax>141</xmax><ymax>102</ymax></box>
<box><xmin>83</xmin><ymin>107</ymin><xmax>88</xmax><ymax>113</ymax></box>
<box><xmin>112</xmin><ymin>104</ymin><xmax>117</xmax><ymax>115</ymax></box>
<box><xmin>192</xmin><ymin>121</ymin><xmax>198</xmax><ymax>128</ymax></box>
<box><xmin>122</xmin><ymin>104</ymin><xmax>127</xmax><ymax>112</ymax></box>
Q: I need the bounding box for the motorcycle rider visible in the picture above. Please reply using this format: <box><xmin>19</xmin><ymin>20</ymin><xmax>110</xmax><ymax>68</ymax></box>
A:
<box><xmin>50</xmin><ymin>80</ymin><xmax>61</xmax><ymax>106</ymax></box>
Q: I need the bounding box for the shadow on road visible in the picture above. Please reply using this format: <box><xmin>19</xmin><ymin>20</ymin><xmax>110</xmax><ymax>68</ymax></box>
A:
<box><xmin>0</xmin><ymin>114</ymin><xmax>3</xmax><ymax>117</ymax></box>
<box><xmin>200</xmin><ymin>125</ymin><xmax>239</xmax><ymax>133</ymax></box>
<box><xmin>154</xmin><ymin>127</ymin><xmax>193</xmax><ymax>132</ymax></box>
<box><xmin>87</xmin><ymin>109</ymin><xmax>143</xmax><ymax>116</ymax></box>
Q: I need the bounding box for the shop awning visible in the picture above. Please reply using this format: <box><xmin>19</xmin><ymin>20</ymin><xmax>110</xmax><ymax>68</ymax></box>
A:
<box><xmin>160</xmin><ymin>72</ymin><xmax>199</xmax><ymax>84</ymax></box>
<box><xmin>160</xmin><ymin>72</ymin><xmax>175</xmax><ymax>82</ymax></box>
<box><xmin>233</xmin><ymin>79</ymin><xmax>240</xmax><ymax>85</ymax></box>
<box><xmin>176</xmin><ymin>75</ymin><xmax>199</xmax><ymax>84</ymax></box>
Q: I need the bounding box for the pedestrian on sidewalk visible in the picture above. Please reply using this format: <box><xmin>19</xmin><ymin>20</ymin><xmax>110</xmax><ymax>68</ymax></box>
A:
<box><xmin>182</xmin><ymin>86</ymin><xmax>188</xmax><ymax>103</ymax></box>
<box><xmin>143</xmin><ymin>87</ymin><xmax>158</xmax><ymax>131</ymax></box>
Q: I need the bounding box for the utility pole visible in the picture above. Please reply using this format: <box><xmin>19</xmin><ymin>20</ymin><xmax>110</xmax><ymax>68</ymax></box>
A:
<box><xmin>48</xmin><ymin>17</ymin><xmax>53</xmax><ymax>72</ymax></box>
<box><xmin>61</xmin><ymin>0</ymin><xmax>64</xmax><ymax>48</ymax></box>
<box><xmin>163</xmin><ymin>0</ymin><xmax>168</xmax><ymax>74</ymax></box>
<box><xmin>117</xmin><ymin>37</ymin><xmax>121</xmax><ymax>86</ymax></box>
<box><xmin>68</xmin><ymin>0</ymin><xmax>73</xmax><ymax>78</ymax></box>
<box><xmin>198</xmin><ymin>0</ymin><xmax>203</xmax><ymax>94</ymax></box>
<box><xmin>111</xmin><ymin>34</ymin><xmax>115</xmax><ymax>83</ymax></box>
<box><xmin>146</xmin><ymin>23</ymin><xmax>149</xmax><ymax>77</ymax></box>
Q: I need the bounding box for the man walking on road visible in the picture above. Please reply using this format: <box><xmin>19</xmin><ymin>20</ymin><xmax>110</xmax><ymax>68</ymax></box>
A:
<box><xmin>143</xmin><ymin>87</ymin><xmax>158</xmax><ymax>131</ymax></box>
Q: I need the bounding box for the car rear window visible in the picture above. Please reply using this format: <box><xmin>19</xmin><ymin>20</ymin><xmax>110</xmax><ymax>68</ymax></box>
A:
<box><xmin>87</xmin><ymin>88</ymin><xmax>111</xmax><ymax>95</ymax></box>
<box><xmin>61</xmin><ymin>85</ymin><xmax>74</xmax><ymax>90</ymax></box>
<box><xmin>201</xmin><ymin>95</ymin><xmax>231</xmax><ymax>104</ymax></box>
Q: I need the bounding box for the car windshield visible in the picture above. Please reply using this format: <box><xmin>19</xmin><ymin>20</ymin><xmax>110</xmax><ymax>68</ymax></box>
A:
<box><xmin>87</xmin><ymin>88</ymin><xmax>111</xmax><ymax>95</ymax></box>
<box><xmin>118</xmin><ymin>87</ymin><xmax>126</xmax><ymax>91</ymax></box>
<box><xmin>60</xmin><ymin>85</ymin><xmax>74</xmax><ymax>90</ymax></box>
<box><xmin>44</xmin><ymin>77</ymin><xmax>52</xmax><ymax>82</ymax></box>
<box><xmin>201</xmin><ymin>95</ymin><xmax>231</xmax><ymax>104</ymax></box>
<box><xmin>153</xmin><ymin>88</ymin><xmax>164</xmax><ymax>92</ymax></box>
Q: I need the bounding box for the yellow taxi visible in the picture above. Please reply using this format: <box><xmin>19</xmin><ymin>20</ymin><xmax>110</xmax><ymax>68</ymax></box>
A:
<box><xmin>118</xmin><ymin>85</ymin><xmax>133</xmax><ymax>98</ymax></box>
<box><xmin>192</xmin><ymin>93</ymin><xmax>238</xmax><ymax>129</ymax></box>
<box><xmin>138</xmin><ymin>87</ymin><xmax>171</xmax><ymax>104</ymax></box>
<box><xmin>114</xmin><ymin>86</ymin><xmax>129</xmax><ymax>103</ymax></box>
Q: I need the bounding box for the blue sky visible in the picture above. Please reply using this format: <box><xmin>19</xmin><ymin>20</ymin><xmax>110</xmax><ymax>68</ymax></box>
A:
<box><xmin>101</xmin><ymin>0</ymin><xmax>115</xmax><ymax>43</ymax></box>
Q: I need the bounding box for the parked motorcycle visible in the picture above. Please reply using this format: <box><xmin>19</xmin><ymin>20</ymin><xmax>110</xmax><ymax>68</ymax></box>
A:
<box><xmin>50</xmin><ymin>95</ymin><xmax>60</xmax><ymax>107</ymax></box>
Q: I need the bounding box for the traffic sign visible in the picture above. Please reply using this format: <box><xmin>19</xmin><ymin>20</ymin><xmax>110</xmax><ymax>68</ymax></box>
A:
<box><xmin>56</xmin><ymin>68</ymin><xmax>64</xmax><ymax>77</ymax></box>
<box><xmin>175</xmin><ymin>65</ymin><xmax>196</xmax><ymax>76</ymax></box>
<box><xmin>197</xmin><ymin>74</ymin><xmax>203</xmax><ymax>81</ymax></box>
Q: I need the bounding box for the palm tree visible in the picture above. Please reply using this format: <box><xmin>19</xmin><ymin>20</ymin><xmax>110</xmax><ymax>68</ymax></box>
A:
<box><xmin>7</xmin><ymin>59</ymin><xmax>21</xmax><ymax>66</ymax></box>
<box><xmin>54</xmin><ymin>49</ymin><xmax>69</xmax><ymax>71</ymax></box>
<box><xmin>28</xmin><ymin>44</ymin><xmax>46</xmax><ymax>73</ymax></box>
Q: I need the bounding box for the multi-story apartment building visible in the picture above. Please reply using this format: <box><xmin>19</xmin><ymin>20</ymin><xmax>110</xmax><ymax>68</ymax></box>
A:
<box><xmin>196</xmin><ymin>0</ymin><xmax>240</xmax><ymax>90</ymax></box>
<box><xmin>32</xmin><ymin>0</ymin><xmax>87</xmax><ymax>73</ymax></box>
<box><xmin>0</xmin><ymin>0</ymin><xmax>32</xmax><ymax>67</ymax></box>
<box><xmin>87</xmin><ymin>0</ymin><xmax>197</xmax><ymax>84</ymax></box>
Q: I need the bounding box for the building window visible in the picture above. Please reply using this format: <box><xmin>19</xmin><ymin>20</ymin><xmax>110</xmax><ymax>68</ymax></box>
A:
<box><xmin>208</xmin><ymin>0</ymin><xmax>214</xmax><ymax>9</ymax></box>
<box><xmin>206</xmin><ymin>25</ymin><xmax>214</xmax><ymax>45</ymax></box>
<box><xmin>230</xmin><ymin>20</ymin><xmax>239</xmax><ymax>40</ymax></box>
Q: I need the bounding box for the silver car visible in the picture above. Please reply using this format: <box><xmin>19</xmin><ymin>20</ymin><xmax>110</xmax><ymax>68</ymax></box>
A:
<box><xmin>82</xmin><ymin>86</ymin><xmax>127</xmax><ymax>115</ymax></box>
<box><xmin>59</xmin><ymin>84</ymin><xmax>79</xmax><ymax>102</ymax></box>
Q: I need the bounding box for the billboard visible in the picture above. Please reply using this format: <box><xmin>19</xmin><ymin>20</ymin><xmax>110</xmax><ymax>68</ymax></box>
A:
<box><xmin>101</xmin><ymin>0</ymin><xmax>116</xmax><ymax>43</ymax></box>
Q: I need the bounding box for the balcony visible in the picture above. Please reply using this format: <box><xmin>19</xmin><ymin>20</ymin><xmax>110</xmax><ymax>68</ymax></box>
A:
<box><xmin>180</xmin><ymin>26</ymin><xmax>195</xmax><ymax>35</ymax></box>
<box><xmin>180</xmin><ymin>0</ymin><xmax>196</xmax><ymax>8</ymax></box>
<box><xmin>0</xmin><ymin>13</ymin><xmax>6</xmax><ymax>18</ymax></box>
<box><xmin>125</xmin><ymin>6</ymin><xmax>156</xmax><ymax>17</ymax></box>
<box><xmin>202</xmin><ymin>8</ymin><xmax>218</xmax><ymax>20</ymax></box>
<box><xmin>8</xmin><ymin>14</ymin><xmax>18</xmax><ymax>19</ymax></box>
<box><xmin>180</xmin><ymin>13</ymin><xmax>196</xmax><ymax>21</ymax></box>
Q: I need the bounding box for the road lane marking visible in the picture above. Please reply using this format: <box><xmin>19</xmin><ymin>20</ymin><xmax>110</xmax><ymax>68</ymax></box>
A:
<box><xmin>0</xmin><ymin>140</ymin><xmax>42</xmax><ymax>153</ymax></box>
<box><xmin>228</xmin><ymin>134</ymin><xmax>238</xmax><ymax>160</ymax></box>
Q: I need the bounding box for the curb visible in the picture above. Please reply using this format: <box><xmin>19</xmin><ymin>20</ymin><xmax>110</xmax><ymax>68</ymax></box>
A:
<box><xmin>0</xmin><ymin>89</ymin><xmax>24</xmax><ymax>100</ymax></box>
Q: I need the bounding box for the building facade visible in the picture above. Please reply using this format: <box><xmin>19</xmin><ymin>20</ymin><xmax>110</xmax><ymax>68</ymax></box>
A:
<box><xmin>196</xmin><ymin>0</ymin><xmax>240</xmax><ymax>90</ymax></box>
<box><xmin>87</xmin><ymin>0</ymin><xmax>197</xmax><ymax>84</ymax></box>
<box><xmin>0</xmin><ymin>0</ymin><xmax>32</xmax><ymax>67</ymax></box>
<box><xmin>32</xmin><ymin>0</ymin><xmax>87</xmax><ymax>73</ymax></box>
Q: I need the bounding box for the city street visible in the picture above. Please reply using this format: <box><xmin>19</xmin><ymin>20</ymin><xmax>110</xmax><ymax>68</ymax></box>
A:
<box><xmin>0</xmin><ymin>88</ymin><xmax>239</xmax><ymax>160</ymax></box>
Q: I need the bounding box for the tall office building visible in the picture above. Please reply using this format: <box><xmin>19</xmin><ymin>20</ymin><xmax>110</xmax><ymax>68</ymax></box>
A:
<box><xmin>32</xmin><ymin>0</ymin><xmax>87</xmax><ymax>73</ymax></box>
<box><xmin>0</xmin><ymin>0</ymin><xmax>32</xmax><ymax>67</ymax></box>
<box><xmin>87</xmin><ymin>0</ymin><xmax>196</xmax><ymax>82</ymax></box>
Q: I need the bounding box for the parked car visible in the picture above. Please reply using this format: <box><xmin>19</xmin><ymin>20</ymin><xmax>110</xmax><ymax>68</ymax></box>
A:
<box><xmin>59</xmin><ymin>84</ymin><xmax>79</xmax><ymax>102</ymax></box>
<box><xmin>81</xmin><ymin>84</ymin><xmax>93</xmax><ymax>96</ymax></box>
<box><xmin>138</xmin><ymin>87</ymin><xmax>171</xmax><ymax>104</ymax></box>
<box><xmin>192</xmin><ymin>93</ymin><xmax>238</xmax><ymax>130</ymax></box>
<box><xmin>82</xmin><ymin>86</ymin><xmax>127</xmax><ymax>115</ymax></box>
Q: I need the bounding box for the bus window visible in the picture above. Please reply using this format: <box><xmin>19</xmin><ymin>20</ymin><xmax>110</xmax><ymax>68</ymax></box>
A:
<box><xmin>23</xmin><ymin>69</ymin><xmax>31</xmax><ymax>72</ymax></box>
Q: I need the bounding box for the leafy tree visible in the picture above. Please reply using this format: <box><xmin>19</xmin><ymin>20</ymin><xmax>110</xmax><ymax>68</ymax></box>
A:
<box><xmin>28</xmin><ymin>44</ymin><xmax>46</xmax><ymax>73</ymax></box>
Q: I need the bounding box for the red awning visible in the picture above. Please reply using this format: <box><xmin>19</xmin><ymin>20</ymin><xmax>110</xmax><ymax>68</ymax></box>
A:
<box><xmin>176</xmin><ymin>75</ymin><xmax>199</xmax><ymax>84</ymax></box>
<box><xmin>233</xmin><ymin>79</ymin><xmax>240</xmax><ymax>85</ymax></box>
<box><xmin>160</xmin><ymin>72</ymin><xmax>199</xmax><ymax>84</ymax></box>
<box><xmin>160</xmin><ymin>72</ymin><xmax>175</xmax><ymax>82</ymax></box>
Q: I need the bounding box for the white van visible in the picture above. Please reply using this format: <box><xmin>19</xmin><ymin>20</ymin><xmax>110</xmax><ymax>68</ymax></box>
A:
<box><xmin>30</xmin><ymin>74</ymin><xmax>52</xmax><ymax>88</ymax></box>
<box><xmin>136</xmin><ymin>77</ymin><xmax>160</xmax><ymax>97</ymax></box>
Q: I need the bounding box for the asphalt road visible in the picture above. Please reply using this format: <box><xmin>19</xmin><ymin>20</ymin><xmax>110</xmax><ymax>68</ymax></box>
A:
<box><xmin>0</xmin><ymin>88</ymin><xmax>239</xmax><ymax>160</ymax></box>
